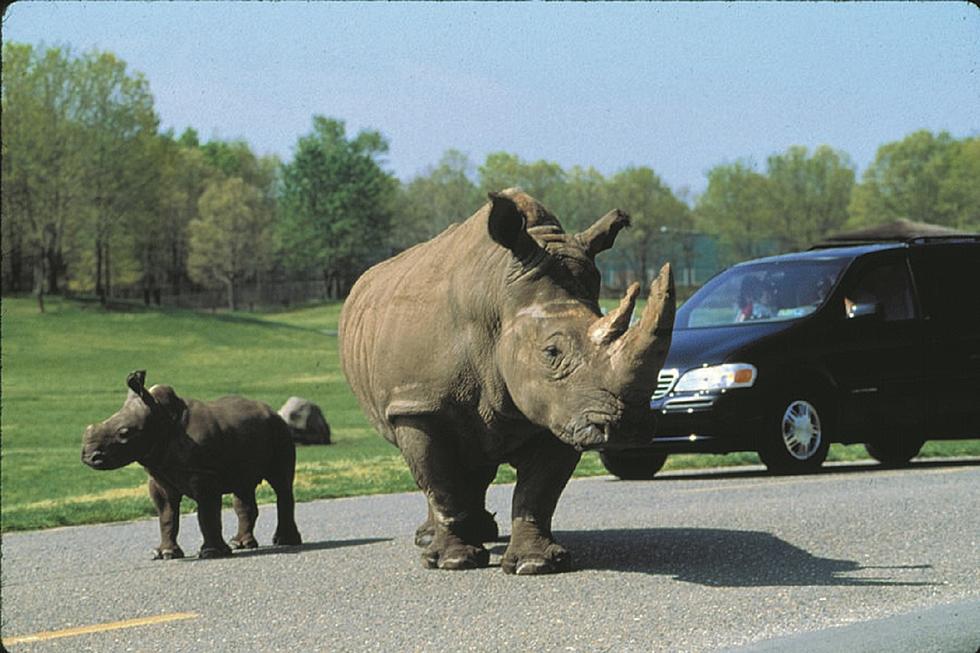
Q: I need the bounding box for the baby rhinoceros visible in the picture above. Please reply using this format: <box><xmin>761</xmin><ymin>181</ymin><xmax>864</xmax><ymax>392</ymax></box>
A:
<box><xmin>81</xmin><ymin>371</ymin><xmax>302</xmax><ymax>560</ymax></box>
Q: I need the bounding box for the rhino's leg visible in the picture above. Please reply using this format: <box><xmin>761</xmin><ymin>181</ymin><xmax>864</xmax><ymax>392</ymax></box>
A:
<box><xmin>229</xmin><ymin>489</ymin><xmax>260</xmax><ymax>549</ymax></box>
<box><xmin>414</xmin><ymin>464</ymin><xmax>499</xmax><ymax>548</ymax></box>
<box><xmin>396</xmin><ymin>421</ymin><xmax>490</xmax><ymax>570</ymax></box>
<box><xmin>267</xmin><ymin>443</ymin><xmax>302</xmax><ymax>546</ymax></box>
<box><xmin>502</xmin><ymin>436</ymin><xmax>580</xmax><ymax>575</ymax></box>
<box><xmin>148</xmin><ymin>477</ymin><xmax>184</xmax><ymax>560</ymax></box>
<box><xmin>196</xmin><ymin>493</ymin><xmax>233</xmax><ymax>559</ymax></box>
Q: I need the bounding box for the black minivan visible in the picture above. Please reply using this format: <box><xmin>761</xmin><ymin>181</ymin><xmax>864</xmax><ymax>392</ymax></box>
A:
<box><xmin>600</xmin><ymin>231</ymin><xmax>980</xmax><ymax>479</ymax></box>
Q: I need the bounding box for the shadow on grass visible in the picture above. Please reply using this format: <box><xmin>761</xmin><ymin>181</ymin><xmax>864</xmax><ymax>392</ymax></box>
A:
<box><xmin>492</xmin><ymin>528</ymin><xmax>935</xmax><ymax>587</ymax></box>
<box><xmin>65</xmin><ymin>294</ymin><xmax>335</xmax><ymax>335</ymax></box>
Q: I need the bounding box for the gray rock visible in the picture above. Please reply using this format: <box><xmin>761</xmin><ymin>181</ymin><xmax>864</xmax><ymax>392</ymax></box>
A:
<box><xmin>278</xmin><ymin>396</ymin><xmax>331</xmax><ymax>445</ymax></box>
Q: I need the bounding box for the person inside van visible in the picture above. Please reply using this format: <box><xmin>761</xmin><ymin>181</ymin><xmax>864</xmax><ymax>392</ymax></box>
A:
<box><xmin>736</xmin><ymin>276</ymin><xmax>774</xmax><ymax>322</ymax></box>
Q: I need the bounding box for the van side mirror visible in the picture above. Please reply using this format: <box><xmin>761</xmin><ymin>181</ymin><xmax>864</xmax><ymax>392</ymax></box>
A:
<box><xmin>846</xmin><ymin>301</ymin><xmax>881</xmax><ymax>320</ymax></box>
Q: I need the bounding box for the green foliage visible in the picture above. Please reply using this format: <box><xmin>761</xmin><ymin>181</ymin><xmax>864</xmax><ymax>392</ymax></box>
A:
<box><xmin>697</xmin><ymin>145</ymin><xmax>856</xmax><ymax>264</ymax></box>
<box><xmin>4</xmin><ymin>41</ymin><xmax>976</xmax><ymax>315</ymax></box>
<box><xmin>1</xmin><ymin>43</ymin><xmax>162</xmax><ymax>305</ymax></box>
<box><xmin>277</xmin><ymin>116</ymin><xmax>398</xmax><ymax>296</ymax></box>
<box><xmin>392</xmin><ymin>149</ymin><xmax>483</xmax><ymax>250</ymax></box>
<box><xmin>605</xmin><ymin>166</ymin><xmax>692</xmax><ymax>288</ymax></box>
<box><xmin>188</xmin><ymin>177</ymin><xmax>272</xmax><ymax>309</ymax></box>
<box><xmin>766</xmin><ymin>145</ymin><xmax>855</xmax><ymax>251</ymax></box>
<box><xmin>478</xmin><ymin>151</ymin><xmax>568</xmax><ymax>209</ymax></box>
<box><xmin>695</xmin><ymin>160</ymin><xmax>774</xmax><ymax>265</ymax></box>
<box><xmin>849</xmin><ymin>130</ymin><xmax>980</xmax><ymax>230</ymax></box>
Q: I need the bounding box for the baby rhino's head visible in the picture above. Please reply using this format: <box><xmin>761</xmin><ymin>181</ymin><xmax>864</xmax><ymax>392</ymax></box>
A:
<box><xmin>81</xmin><ymin>370</ymin><xmax>185</xmax><ymax>469</ymax></box>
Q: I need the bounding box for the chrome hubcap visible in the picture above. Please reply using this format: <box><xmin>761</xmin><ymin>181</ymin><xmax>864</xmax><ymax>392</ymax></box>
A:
<box><xmin>781</xmin><ymin>400</ymin><xmax>821</xmax><ymax>460</ymax></box>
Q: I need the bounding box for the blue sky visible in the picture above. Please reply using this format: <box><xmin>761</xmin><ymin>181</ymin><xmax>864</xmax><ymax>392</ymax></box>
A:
<box><xmin>4</xmin><ymin>1</ymin><xmax>978</xmax><ymax>193</ymax></box>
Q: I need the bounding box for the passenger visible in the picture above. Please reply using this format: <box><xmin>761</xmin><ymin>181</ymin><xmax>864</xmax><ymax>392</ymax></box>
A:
<box><xmin>736</xmin><ymin>277</ymin><xmax>774</xmax><ymax>322</ymax></box>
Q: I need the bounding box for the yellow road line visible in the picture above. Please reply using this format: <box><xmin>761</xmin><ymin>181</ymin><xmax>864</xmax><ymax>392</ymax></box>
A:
<box><xmin>3</xmin><ymin>612</ymin><xmax>199</xmax><ymax>646</ymax></box>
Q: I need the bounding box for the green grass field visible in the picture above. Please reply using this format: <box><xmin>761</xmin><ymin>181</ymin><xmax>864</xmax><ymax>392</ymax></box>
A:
<box><xmin>2</xmin><ymin>295</ymin><xmax>977</xmax><ymax>533</ymax></box>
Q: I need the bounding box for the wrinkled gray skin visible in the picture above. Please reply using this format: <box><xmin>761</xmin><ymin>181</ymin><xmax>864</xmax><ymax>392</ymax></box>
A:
<box><xmin>81</xmin><ymin>371</ymin><xmax>302</xmax><ymax>560</ymax></box>
<box><xmin>340</xmin><ymin>189</ymin><xmax>674</xmax><ymax>574</ymax></box>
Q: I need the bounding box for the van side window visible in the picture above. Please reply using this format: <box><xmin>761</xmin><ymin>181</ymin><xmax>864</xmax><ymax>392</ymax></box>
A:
<box><xmin>912</xmin><ymin>246</ymin><xmax>980</xmax><ymax>326</ymax></box>
<box><xmin>844</xmin><ymin>261</ymin><xmax>916</xmax><ymax>321</ymax></box>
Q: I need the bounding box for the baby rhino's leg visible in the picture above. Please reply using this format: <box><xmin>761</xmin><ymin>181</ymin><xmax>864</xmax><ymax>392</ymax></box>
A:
<box><xmin>230</xmin><ymin>488</ymin><xmax>260</xmax><ymax>549</ymax></box>
<box><xmin>149</xmin><ymin>477</ymin><xmax>184</xmax><ymax>560</ymax></box>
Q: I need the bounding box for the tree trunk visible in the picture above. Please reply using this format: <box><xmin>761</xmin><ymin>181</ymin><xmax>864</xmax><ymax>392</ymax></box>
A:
<box><xmin>105</xmin><ymin>243</ymin><xmax>112</xmax><ymax>301</ymax></box>
<box><xmin>46</xmin><ymin>247</ymin><xmax>60</xmax><ymax>295</ymax></box>
<box><xmin>34</xmin><ymin>247</ymin><xmax>46</xmax><ymax>314</ymax></box>
<box><xmin>227</xmin><ymin>279</ymin><xmax>237</xmax><ymax>311</ymax></box>
<box><xmin>95</xmin><ymin>238</ymin><xmax>105</xmax><ymax>303</ymax></box>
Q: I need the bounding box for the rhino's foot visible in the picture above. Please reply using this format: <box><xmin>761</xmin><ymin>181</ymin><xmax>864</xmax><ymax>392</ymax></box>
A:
<box><xmin>229</xmin><ymin>535</ymin><xmax>259</xmax><ymax>550</ymax></box>
<box><xmin>421</xmin><ymin>539</ymin><xmax>490</xmax><ymax>570</ymax></box>
<box><xmin>198</xmin><ymin>543</ymin><xmax>233</xmax><ymax>559</ymax></box>
<box><xmin>501</xmin><ymin>542</ymin><xmax>571</xmax><ymax>575</ymax></box>
<box><xmin>414</xmin><ymin>521</ymin><xmax>434</xmax><ymax>548</ymax></box>
<box><xmin>151</xmin><ymin>546</ymin><xmax>185</xmax><ymax>561</ymax></box>
<box><xmin>272</xmin><ymin>527</ymin><xmax>302</xmax><ymax>546</ymax></box>
<box><xmin>501</xmin><ymin>519</ymin><xmax>572</xmax><ymax>575</ymax></box>
<box><xmin>415</xmin><ymin>510</ymin><xmax>498</xmax><ymax>548</ymax></box>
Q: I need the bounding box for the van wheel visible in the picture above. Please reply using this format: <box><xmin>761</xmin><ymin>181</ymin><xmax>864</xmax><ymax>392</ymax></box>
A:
<box><xmin>759</xmin><ymin>396</ymin><xmax>830</xmax><ymax>474</ymax></box>
<box><xmin>864</xmin><ymin>438</ymin><xmax>923</xmax><ymax>467</ymax></box>
<box><xmin>599</xmin><ymin>450</ymin><xmax>668</xmax><ymax>480</ymax></box>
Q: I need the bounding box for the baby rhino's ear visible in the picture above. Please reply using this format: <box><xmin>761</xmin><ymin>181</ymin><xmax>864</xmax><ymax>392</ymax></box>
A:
<box><xmin>126</xmin><ymin>370</ymin><xmax>158</xmax><ymax>408</ymax></box>
<box><xmin>148</xmin><ymin>385</ymin><xmax>189</xmax><ymax>426</ymax></box>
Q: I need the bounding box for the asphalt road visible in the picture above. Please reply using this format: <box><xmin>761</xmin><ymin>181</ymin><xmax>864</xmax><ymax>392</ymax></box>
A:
<box><xmin>2</xmin><ymin>460</ymin><xmax>979</xmax><ymax>652</ymax></box>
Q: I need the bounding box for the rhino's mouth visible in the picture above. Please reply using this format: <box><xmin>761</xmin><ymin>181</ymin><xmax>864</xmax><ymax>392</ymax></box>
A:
<box><xmin>81</xmin><ymin>448</ymin><xmax>129</xmax><ymax>471</ymax></box>
<box><xmin>561</xmin><ymin>415</ymin><xmax>612</xmax><ymax>452</ymax></box>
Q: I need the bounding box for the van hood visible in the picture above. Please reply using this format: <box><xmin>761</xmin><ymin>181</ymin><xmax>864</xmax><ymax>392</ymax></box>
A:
<box><xmin>665</xmin><ymin>322</ymin><xmax>797</xmax><ymax>371</ymax></box>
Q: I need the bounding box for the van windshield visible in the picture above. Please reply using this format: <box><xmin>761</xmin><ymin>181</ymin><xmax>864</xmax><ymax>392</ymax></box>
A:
<box><xmin>677</xmin><ymin>258</ymin><xmax>849</xmax><ymax>329</ymax></box>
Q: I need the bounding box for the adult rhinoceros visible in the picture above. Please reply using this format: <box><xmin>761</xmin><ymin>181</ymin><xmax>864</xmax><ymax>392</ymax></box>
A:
<box><xmin>339</xmin><ymin>189</ymin><xmax>674</xmax><ymax>574</ymax></box>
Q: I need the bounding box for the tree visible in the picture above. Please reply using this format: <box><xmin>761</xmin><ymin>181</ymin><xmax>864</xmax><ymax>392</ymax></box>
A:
<box><xmin>394</xmin><ymin>149</ymin><xmax>483</xmax><ymax>251</ymax></box>
<box><xmin>555</xmin><ymin>166</ymin><xmax>610</xmax><ymax>234</ymax></box>
<box><xmin>848</xmin><ymin>130</ymin><xmax>959</xmax><ymax>227</ymax></box>
<box><xmin>695</xmin><ymin>161</ymin><xmax>775</xmax><ymax>265</ymax></box>
<box><xmin>766</xmin><ymin>145</ymin><xmax>855</xmax><ymax>250</ymax></box>
<box><xmin>278</xmin><ymin>116</ymin><xmax>397</xmax><ymax>298</ymax></box>
<box><xmin>605</xmin><ymin>166</ymin><xmax>691</xmax><ymax>288</ymax></box>
<box><xmin>73</xmin><ymin>49</ymin><xmax>160</xmax><ymax>303</ymax></box>
<box><xmin>477</xmin><ymin>152</ymin><xmax>567</xmax><ymax>210</ymax></box>
<box><xmin>153</xmin><ymin>134</ymin><xmax>208</xmax><ymax>296</ymax></box>
<box><xmin>937</xmin><ymin>137</ymin><xmax>980</xmax><ymax>231</ymax></box>
<box><xmin>1</xmin><ymin>43</ymin><xmax>86</xmax><ymax>309</ymax></box>
<box><xmin>188</xmin><ymin>177</ymin><xmax>269</xmax><ymax>310</ymax></box>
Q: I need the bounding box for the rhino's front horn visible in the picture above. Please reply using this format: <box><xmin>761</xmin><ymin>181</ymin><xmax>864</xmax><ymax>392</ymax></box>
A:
<box><xmin>590</xmin><ymin>282</ymin><xmax>640</xmax><ymax>346</ymax></box>
<box><xmin>609</xmin><ymin>263</ymin><xmax>675</xmax><ymax>383</ymax></box>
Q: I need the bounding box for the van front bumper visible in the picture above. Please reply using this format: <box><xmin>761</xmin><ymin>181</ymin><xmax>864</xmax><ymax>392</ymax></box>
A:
<box><xmin>645</xmin><ymin>389</ymin><xmax>766</xmax><ymax>453</ymax></box>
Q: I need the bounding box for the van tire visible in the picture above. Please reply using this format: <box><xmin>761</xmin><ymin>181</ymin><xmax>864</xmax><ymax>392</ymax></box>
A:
<box><xmin>759</xmin><ymin>394</ymin><xmax>830</xmax><ymax>474</ymax></box>
<box><xmin>599</xmin><ymin>450</ymin><xmax>668</xmax><ymax>480</ymax></box>
<box><xmin>864</xmin><ymin>438</ymin><xmax>923</xmax><ymax>467</ymax></box>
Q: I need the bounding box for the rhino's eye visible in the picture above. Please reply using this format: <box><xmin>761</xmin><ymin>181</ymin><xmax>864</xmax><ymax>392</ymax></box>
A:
<box><xmin>116</xmin><ymin>427</ymin><xmax>131</xmax><ymax>441</ymax></box>
<box><xmin>543</xmin><ymin>344</ymin><xmax>562</xmax><ymax>363</ymax></box>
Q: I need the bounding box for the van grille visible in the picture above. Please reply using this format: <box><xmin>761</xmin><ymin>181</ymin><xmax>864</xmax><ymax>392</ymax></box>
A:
<box><xmin>652</xmin><ymin>368</ymin><xmax>679</xmax><ymax>401</ymax></box>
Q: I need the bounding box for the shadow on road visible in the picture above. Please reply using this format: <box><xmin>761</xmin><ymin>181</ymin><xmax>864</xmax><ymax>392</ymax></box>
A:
<box><xmin>539</xmin><ymin>528</ymin><xmax>936</xmax><ymax>587</ymax></box>
<box><xmin>644</xmin><ymin>458</ymin><xmax>980</xmax><ymax>483</ymax></box>
<box><xmin>214</xmin><ymin>537</ymin><xmax>392</xmax><ymax>560</ymax></box>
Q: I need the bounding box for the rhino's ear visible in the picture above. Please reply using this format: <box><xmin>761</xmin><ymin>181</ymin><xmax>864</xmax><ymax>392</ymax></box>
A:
<box><xmin>487</xmin><ymin>192</ymin><xmax>538</xmax><ymax>260</ymax></box>
<box><xmin>126</xmin><ymin>370</ymin><xmax>147</xmax><ymax>394</ymax></box>
<box><xmin>126</xmin><ymin>370</ymin><xmax>157</xmax><ymax>408</ymax></box>
<box><xmin>577</xmin><ymin>209</ymin><xmax>631</xmax><ymax>259</ymax></box>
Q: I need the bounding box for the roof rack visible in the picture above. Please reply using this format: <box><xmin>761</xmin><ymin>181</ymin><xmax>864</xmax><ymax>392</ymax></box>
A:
<box><xmin>810</xmin><ymin>219</ymin><xmax>979</xmax><ymax>250</ymax></box>
<box><xmin>809</xmin><ymin>234</ymin><xmax>980</xmax><ymax>250</ymax></box>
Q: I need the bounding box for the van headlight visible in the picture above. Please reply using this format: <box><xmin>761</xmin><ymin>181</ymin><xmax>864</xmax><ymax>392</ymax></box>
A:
<box><xmin>673</xmin><ymin>363</ymin><xmax>757</xmax><ymax>392</ymax></box>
